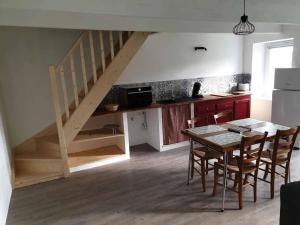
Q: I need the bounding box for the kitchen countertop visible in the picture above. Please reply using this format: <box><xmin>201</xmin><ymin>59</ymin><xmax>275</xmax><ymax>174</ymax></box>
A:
<box><xmin>93</xmin><ymin>92</ymin><xmax>251</xmax><ymax>116</ymax></box>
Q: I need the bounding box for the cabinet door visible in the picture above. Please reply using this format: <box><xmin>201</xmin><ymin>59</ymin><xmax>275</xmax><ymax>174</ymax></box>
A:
<box><xmin>234</xmin><ymin>97</ymin><xmax>251</xmax><ymax>120</ymax></box>
<box><xmin>162</xmin><ymin>104</ymin><xmax>190</xmax><ymax>145</ymax></box>
<box><xmin>216</xmin><ymin>101</ymin><xmax>234</xmax><ymax>113</ymax></box>
<box><xmin>194</xmin><ymin>101</ymin><xmax>216</xmax><ymax>126</ymax></box>
<box><xmin>176</xmin><ymin>104</ymin><xmax>190</xmax><ymax>143</ymax></box>
<box><xmin>216</xmin><ymin>100</ymin><xmax>234</xmax><ymax>122</ymax></box>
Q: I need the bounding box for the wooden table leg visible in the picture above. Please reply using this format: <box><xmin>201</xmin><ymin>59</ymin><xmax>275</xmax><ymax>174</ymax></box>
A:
<box><xmin>222</xmin><ymin>151</ymin><xmax>228</xmax><ymax>212</ymax></box>
<box><xmin>187</xmin><ymin>140</ymin><xmax>193</xmax><ymax>185</ymax></box>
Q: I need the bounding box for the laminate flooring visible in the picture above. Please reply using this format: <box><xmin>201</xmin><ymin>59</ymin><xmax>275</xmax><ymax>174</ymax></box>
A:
<box><xmin>7</xmin><ymin>144</ymin><xmax>300</xmax><ymax>225</ymax></box>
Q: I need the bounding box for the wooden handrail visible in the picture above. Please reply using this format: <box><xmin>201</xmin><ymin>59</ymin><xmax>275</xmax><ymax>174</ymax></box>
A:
<box><xmin>51</xmin><ymin>30</ymin><xmax>134</xmax><ymax>124</ymax></box>
<box><xmin>56</xmin><ymin>31</ymin><xmax>86</xmax><ymax>71</ymax></box>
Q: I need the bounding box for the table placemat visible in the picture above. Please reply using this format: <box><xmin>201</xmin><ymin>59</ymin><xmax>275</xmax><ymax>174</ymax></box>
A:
<box><xmin>204</xmin><ymin>132</ymin><xmax>242</xmax><ymax>146</ymax></box>
<box><xmin>187</xmin><ymin>125</ymin><xmax>226</xmax><ymax>135</ymax></box>
<box><xmin>253</xmin><ymin>123</ymin><xmax>290</xmax><ymax>136</ymax></box>
<box><xmin>227</xmin><ymin>118</ymin><xmax>262</xmax><ymax>127</ymax></box>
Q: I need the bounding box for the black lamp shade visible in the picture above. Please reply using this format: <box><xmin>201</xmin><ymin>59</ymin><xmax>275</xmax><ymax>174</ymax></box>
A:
<box><xmin>233</xmin><ymin>15</ymin><xmax>255</xmax><ymax>35</ymax></box>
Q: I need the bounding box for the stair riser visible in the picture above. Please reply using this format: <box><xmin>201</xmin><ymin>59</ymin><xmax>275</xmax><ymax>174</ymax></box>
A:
<box><xmin>68</xmin><ymin>136</ymin><xmax>124</xmax><ymax>154</ymax></box>
<box><xmin>15</xmin><ymin>159</ymin><xmax>63</xmax><ymax>174</ymax></box>
<box><xmin>14</xmin><ymin>174</ymin><xmax>63</xmax><ymax>189</ymax></box>
<box><xmin>36</xmin><ymin>140</ymin><xmax>60</xmax><ymax>158</ymax></box>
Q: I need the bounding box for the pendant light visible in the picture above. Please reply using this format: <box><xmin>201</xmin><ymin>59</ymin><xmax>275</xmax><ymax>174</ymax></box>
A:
<box><xmin>233</xmin><ymin>0</ymin><xmax>255</xmax><ymax>35</ymax></box>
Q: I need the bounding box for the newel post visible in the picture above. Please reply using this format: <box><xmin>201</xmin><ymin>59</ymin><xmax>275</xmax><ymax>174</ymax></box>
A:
<box><xmin>49</xmin><ymin>65</ymin><xmax>70</xmax><ymax>176</ymax></box>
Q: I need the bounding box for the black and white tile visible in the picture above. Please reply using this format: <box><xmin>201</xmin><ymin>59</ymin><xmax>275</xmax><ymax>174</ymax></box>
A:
<box><xmin>99</xmin><ymin>74</ymin><xmax>251</xmax><ymax>107</ymax></box>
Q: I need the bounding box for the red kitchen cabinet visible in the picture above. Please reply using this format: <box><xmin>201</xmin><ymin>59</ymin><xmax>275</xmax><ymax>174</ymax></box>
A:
<box><xmin>234</xmin><ymin>96</ymin><xmax>251</xmax><ymax>120</ymax></box>
<box><xmin>161</xmin><ymin>95</ymin><xmax>251</xmax><ymax>146</ymax></box>
<box><xmin>216</xmin><ymin>100</ymin><xmax>234</xmax><ymax>113</ymax></box>
<box><xmin>194</xmin><ymin>101</ymin><xmax>216</xmax><ymax>126</ymax></box>
<box><xmin>215</xmin><ymin>100</ymin><xmax>234</xmax><ymax>123</ymax></box>
<box><xmin>162</xmin><ymin>104</ymin><xmax>190</xmax><ymax>145</ymax></box>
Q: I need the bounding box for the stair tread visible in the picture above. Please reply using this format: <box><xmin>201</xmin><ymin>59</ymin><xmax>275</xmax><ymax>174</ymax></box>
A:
<box><xmin>73</xmin><ymin>128</ymin><xmax>124</xmax><ymax>143</ymax></box>
<box><xmin>68</xmin><ymin>145</ymin><xmax>125</xmax><ymax>168</ymax></box>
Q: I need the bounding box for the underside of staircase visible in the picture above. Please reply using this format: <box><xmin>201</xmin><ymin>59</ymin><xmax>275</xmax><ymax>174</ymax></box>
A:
<box><xmin>13</xmin><ymin>30</ymin><xmax>150</xmax><ymax>188</ymax></box>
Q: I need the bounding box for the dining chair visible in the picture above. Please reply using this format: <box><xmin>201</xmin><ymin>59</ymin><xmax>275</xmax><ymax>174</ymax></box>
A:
<box><xmin>259</xmin><ymin>126</ymin><xmax>300</xmax><ymax>199</ymax></box>
<box><xmin>213</xmin><ymin>111</ymin><xmax>233</xmax><ymax>124</ymax></box>
<box><xmin>213</xmin><ymin>132</ymin><xmax>268</xmax><ymax>209</ymax></box>
<box><xmin>187</xmin><ymin>117</ymin><xmax>223</xmax><ymax>192</ymax></box>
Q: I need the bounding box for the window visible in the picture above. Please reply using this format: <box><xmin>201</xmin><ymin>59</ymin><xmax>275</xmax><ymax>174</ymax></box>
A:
<box><xmin>251</xmin><ymin>40</ymin><xmax>293</xmax><ymax>100</ymax></box>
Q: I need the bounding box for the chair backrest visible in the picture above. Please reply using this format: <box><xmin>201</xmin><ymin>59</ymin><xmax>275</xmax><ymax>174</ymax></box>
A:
<box><xmin>187</xmin><ymin>115</ymin><xmax>210</xmax><ymax>128</ymax></box>
<box><xmin>187</xmin><ymin>117</ymin><xmax>198</xmax><ymax>128</ymax></box>
<box><xmin>213</xmin><ymin>111</ymin><xmax>233</xmax><ymax>124</ymax></box>
<box><xmin>272</xmin><ymin>127</ymin><xmax>300</xmax><ymax>163</ymax></box>
<box><xmin>238</xmin><ymin>132</ymin><xmax>268</xmax><ymax>172</ymax></box>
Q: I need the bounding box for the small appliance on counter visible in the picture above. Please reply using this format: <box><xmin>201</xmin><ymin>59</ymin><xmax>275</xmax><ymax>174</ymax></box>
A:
<box><xmin>191</xmin><ymin>82</ymin><xmax>204</xmax><ymax>98</ymax></box>
<box><xmin>119</xmin><ymin>86</ymin><xmax>152</xmax><ymax>108</ymax></box>
<box><xmin>238</xmin><ymin>83</ymin><xmax>250</xmax><ymax>91</ymax></box>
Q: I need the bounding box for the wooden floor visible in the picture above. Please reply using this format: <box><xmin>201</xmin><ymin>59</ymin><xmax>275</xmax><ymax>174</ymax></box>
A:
<box><xmin>7</xmin><ymin>144</ymin><xmax>300</xmax><ymax>225</ymax></box>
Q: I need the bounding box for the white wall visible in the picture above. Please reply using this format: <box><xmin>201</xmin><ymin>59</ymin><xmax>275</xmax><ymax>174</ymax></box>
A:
<box><xmin>250</xmin><ymin>98</ymin><xmax>272</xmax><ymax>122</ymax></box>
<box><xmin>0</xmin><ymin>27</ymin><xmax>80</xmax><ymax>146</ymax></box>
<box><xmin>117</xmin><ymin>33</ymin><xmax>243</xmax><ymax>84</ymax></box>
<box><xmin>0</xmin><ymin>96</ymin><xmax>12</xmax><ymax>225</ymax></box>
<box><xmin>127</xmin><ymin>111</ymin><xmax>148</xmax><ymax>146</ymax></box>
<box><xmin>243</xmin><ymin>33</ymin><xmax>291</xmax><ymax>74</ymax></box>
<box><xmin>127</xmin><ymin>108</ymin><xmax>163</xmax><ymax>150</ymax></box>
<box><xmin>243</xmin><ymin>32</ymin><xmax>292</xmax><ymax>122</ymax></box>
<box><xmin>283</xmin><ymin>25</ymin><xmax>300</xmax><ymax>67</ymax></box>
<box><xmin>120</xmin><ymin>33</ymin><xmax>243</xmax><ymax>147</ymax></box>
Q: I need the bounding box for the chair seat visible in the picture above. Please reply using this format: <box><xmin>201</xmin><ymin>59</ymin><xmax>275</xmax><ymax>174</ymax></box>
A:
<box><xmin>217</xmin><ymin>157</ymin><xmax>257</xmax><ymax>174</ymax></box>
<box><xmin>193</xmin><ymin>147</ymin><xmax>222</xmax><ymax>159</ymax></box>
<box><xmin>260</xmin><ymin>150</ymin><xmax>288</xmax><ymax>165</ymax></box>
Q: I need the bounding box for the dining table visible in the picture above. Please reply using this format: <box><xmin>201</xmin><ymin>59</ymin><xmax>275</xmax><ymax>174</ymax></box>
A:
<box><xmin>181</xmin><ymin>118</ymin><xmax>291</xmax><ymax>211</ymax></box>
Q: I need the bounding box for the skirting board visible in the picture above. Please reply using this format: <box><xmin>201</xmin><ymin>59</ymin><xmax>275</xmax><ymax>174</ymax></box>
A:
<box><xmin>161</xmin><ymin>141</ymin><xmax>190</xmax><ymax>151</ymax></box>
<box><xmin>70</xmin><ymin>154</ymin><xmax>130</xmax><ymax>173</ymax></box>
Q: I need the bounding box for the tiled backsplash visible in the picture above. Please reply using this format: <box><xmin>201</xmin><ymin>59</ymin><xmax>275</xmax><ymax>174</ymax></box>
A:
<box><xmin>100</xmin><ymin>74</ymin><xmax>251</xmax><ymax>107</ymax></box>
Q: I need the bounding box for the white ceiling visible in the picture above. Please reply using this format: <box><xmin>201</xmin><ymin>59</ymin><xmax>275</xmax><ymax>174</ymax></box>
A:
<box><xmin>0</xmin><ymin>0</ymin><xmax>299</xmax><ymax>32</ymax></box>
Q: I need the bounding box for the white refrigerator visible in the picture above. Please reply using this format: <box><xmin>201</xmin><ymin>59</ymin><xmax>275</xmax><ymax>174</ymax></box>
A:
<box><xmin>272</xmin><ymin>68</ymin><xmax>300</xmax><ymax>148</ymax></box>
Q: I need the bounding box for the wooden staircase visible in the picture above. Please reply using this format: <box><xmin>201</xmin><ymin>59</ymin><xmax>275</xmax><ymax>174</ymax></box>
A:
<box><xmin>13</xmin><ymin>30</ymin><xmax>150</xmax><ymax>188</ymax></box>
<box><xmin>14</xmin><ymin>134</ymin><xmax>63</xmax><ymax>188</ymax></box>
